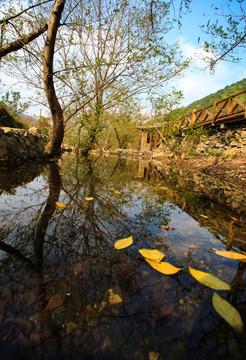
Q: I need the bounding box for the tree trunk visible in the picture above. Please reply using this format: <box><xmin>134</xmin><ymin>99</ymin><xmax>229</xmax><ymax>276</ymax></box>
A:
<box><xmin>113</xmin><ymin>126</ymin><xmax>123</xmax><ymax>148</ymax></box>
<box><xmin>43</xmin><ymin>0</ymin><xmax>66</xmax><ymax>158</ymax></box>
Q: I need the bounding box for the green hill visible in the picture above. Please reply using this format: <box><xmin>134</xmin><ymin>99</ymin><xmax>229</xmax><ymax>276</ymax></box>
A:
<box><xmin>171</xmin><ymin>78</ymin><xmax>246</xmax><ymax>119</ymax></box>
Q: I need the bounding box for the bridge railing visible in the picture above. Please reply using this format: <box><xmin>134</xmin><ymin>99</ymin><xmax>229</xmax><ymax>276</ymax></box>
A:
<box><xmin>177</xmin><ymin>89</ymin><xmax>246</xmax><ymax>129</ymax></box>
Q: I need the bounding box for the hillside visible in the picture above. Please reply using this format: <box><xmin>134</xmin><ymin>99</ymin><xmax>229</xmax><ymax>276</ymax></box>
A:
<box><xmin>172</xmin><ymin>78</ymin><xmax>246</xmax><ymax>119</ymax></box>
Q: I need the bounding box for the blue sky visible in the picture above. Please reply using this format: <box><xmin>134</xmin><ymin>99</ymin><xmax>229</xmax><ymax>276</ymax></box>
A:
<box><xmin>171</xmin><ymin>0</ymin><xmax>246</xmax><ymax>107</ymax></box>
<box><xmin>0</xmin><ymin>0</ymin><xmax>245</xmax><ymax>116</ymax></box>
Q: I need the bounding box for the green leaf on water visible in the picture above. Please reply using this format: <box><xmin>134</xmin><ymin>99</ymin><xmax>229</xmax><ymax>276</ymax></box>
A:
<box><xmin>212</xmin><ymin>292</ymin><xmax>243</xmax><ymax>333</ymax></box>
<box><xmin>189</xmin><ymin>266</ymin><xmax>231</xmax><ymax>290</ymax></box>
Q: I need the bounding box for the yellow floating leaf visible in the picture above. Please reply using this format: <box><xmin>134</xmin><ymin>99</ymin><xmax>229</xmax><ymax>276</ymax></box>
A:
<box><xmin>66</xmin><ymin>322</ymin><xmax>77</xmax><ymax>334</ymax></box>
<box><xmin>189</xmin><ymin>266</ymin><xmax>231</xmax><ymax>290</ymax></box>
<box><xmin>45</xmin><ymin>294</ymin><xmax>63</xmax><ymax>311</ymax></box>
<box><xmin>159</xmin><ymin>225</ymin><xmax>175</xmax><ymax>231</ymax></box>
<box><xmin>108</xmin><ymin>289</ymin><xmax>123</xmax><ymax>304</ymax></box>
<box><xmin>229</xmin><ymin>215</ymin><xmax>239</xmax><ymax>222</ymax></box>
<box><xmin>55</xmin><ymin>202</ymin><xmax>66</xmax><ymax>209</ymax></box>
<box><xmin>212</xmin><ymin>292</ymin><xmax>243</xmax><ymax>333</ymax></box>
<box><xmin>149</xmin><ymin>352</ymin><xmax>160</xmax><ymax>360</ymax></box>
<box><xmin>114</xmin><ymin>236</ymin><xmax>133</xmax><ymax>250</ymax></box>
<box><xmin>200</xmin><ymin>214</ymin><xmax>208</xmax><ymax>219</ymax></box>
<box><xmin>85</xmin><ymin>197</ymin><xmax>93</xmax><ymax>201</ymax></box>
<box><xmin>158</xmin><ymin>186</ymin><xmax>168</xmax><ymax>190</ymax></box>
<box><xmin>139</xmin><ymin>248</ymin><xmax>165</xmax><ymax>262</ymax></box>
<box><xmin>145</xmin><ymin>259</ymin><xmax>182</xmax><ymax>275</ymax></box>
<box><xmin>215</xmin><ymin>250</ymin><xmax>246</xmax><ymax>261</ymax></box>
<box><xmin>114</xmin><ymin>190</ymin><xmax>121</xmax><ymax>194</ymax></box>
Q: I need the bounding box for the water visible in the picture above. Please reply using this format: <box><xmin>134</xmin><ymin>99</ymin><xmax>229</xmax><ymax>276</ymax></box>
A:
<box><xmin>0</xmin><ymin>154</ymin><xmax>246</xmax><ymax>359</ymax></box>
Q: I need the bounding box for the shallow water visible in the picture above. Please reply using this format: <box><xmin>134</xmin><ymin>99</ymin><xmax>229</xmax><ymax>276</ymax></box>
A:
<box><xmin>0</xmin><ymin>154</ymin><xmax>246</xmax><ymax>359</ymax></box>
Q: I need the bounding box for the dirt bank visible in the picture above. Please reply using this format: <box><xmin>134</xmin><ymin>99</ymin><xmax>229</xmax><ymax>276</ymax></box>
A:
<box><xmin>184</xmin><ymin>155</ymin><xmax>246</xmax><ymax>190</ymax></box>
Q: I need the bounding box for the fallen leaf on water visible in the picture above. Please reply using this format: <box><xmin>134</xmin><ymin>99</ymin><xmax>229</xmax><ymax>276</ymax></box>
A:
<box><xmin>160</xmin><ymin>301</ymin><xmax>174</xmax><ymax>316</ymax></box>
<box><xmin>114</xmin><ymin>236</ymin><xmax>133</xmax><ymax>250</ymax></box>
<box><xmin>145</xmin><ymin>259</ymin><xmax>182</xmax><ymax>275</ymax></box>
<box><xmin>45</xmin><ymin>294</ymin><xmax>63</xmax><ymax>311</ymax></box>
<box><xmin>189</xmin><ymin>266</ymin><xmax>231</xmax><ymax>290</ymax></box>
<box><xmin>56</xmin><ymin>202</ymin><xmax>66</xmax><ymax>209</ymax></box>
<box><xmin>229</xmin><ymin>215</ymin><xmax>239</xmax><ymax>222</ymax></box>
<box><xmin>215</xmin><ymin>250</ymin><xmax>246</xmax><ymax>261</ymax></box>
<box><xmin>114</xmin><ymin>190</ymin><xmax>121</xmax><ymax>194</ymax></box>
<box><xmin>159</xmin><ymin>226</ymin><xmax>175</xmax><ymax>231</ymax></box>
<box><xmin>139</xmin><ymin>248</ymin><xmax>165</xmax><ymax>262</ymax></box>
<box><xmin>149</xmin><ymin>352</ymin><xmax>160</xmax><ymax>360</ymax></box>
<box><xmin>200</xmin><ymin>214</ymin><xmax>208</xmax><ymax>219</ymax></box>
<box><xmin>66</xmin><ymin>322</ymin><xmax>77</xmax><ymax>334</ymax></box>
<box><xmin>212</xmin><ymin>292</ymin><xmax>243</xmax><ymax>333</ymax></box>
<box><xmin>85</xmin><ymin>197</ymin><xmax>93</xmax><ymax>201</ymax></box>
<box><xmin>108</xmin><ymin>289</ymin><xmax>123</xmax><ymax>305</ymax></box>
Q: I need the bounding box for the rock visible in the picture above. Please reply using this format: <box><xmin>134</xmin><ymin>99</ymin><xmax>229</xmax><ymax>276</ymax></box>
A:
<box><xmin>0</xmin><ymin>127</ymin><xmax>48</xmax><ymax>165</ymax></box>
<box><xmin>230</xmin><ymin>140</ymin><xmax>239</xmax><ymax>147</ymax></box>
<box><xmin>241</xmin><ymin>130</ymin><xmax>246</xmax><ymax>138</ymax></box>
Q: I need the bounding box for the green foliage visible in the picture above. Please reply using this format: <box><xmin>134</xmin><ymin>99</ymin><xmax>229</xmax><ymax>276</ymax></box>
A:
<box><xmin>185</xmin><ymin>126</ymin><xmax>208</xmax><ymax>144</ymax></box>
<box><xmin>1</xmin><ymin>90</ymin><xmax>30</xmax><ymax>116</ymax></box>
<box><xmin>200</xmin><ymin>1</ymin><xmax>246</xmax><ymax>68</ymax></box>
<box><xmin>37</xmin><ymin>115</ymin><xmax>52</xmax><ymax>136</ymax></box>
<box><xmin>0</xmin><ymin>104</ymin><xmax>27</xmax><ymax>128</ymax></box>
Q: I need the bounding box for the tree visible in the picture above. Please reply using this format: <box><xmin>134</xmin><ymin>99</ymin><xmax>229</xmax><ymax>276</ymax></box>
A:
<box><xmin>43</xmin><ymin>0</ymin><xmax>66</xmax><ymax>157</ymax></box>
<box><xmin>56</xmin><ymin>0</ymin><xmax>189</xmax><ymax>153</ymax></box>
<box><xmin>0</xmin><ymin>0</ymin><xmax>66</xmax><ymax>156</ymax></box>
<box><xmin>200</xmin><ymin>0</ymin><xmax>246</xmax><ymax>70</ymax></box>
<box><xmin>0</xmin><ymin>0</ymin><xmax>190</xmax><ymax>156</ymax></box>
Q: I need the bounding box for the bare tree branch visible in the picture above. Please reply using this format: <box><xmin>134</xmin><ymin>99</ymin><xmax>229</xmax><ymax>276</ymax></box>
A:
<box><xmin>0</xmin><ymin>24</ymin><xmax>48</xmax><ymax>59</ymax></box>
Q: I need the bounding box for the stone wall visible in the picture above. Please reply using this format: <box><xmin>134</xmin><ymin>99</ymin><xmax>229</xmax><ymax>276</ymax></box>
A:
<box><xmin>0</xmin><ymin>127</ymin><xmax>48</xmax><ymax>166</ymax></box>
<box><xmin>189</xmin><ymin>126</ymin><xmax>246</xmax><ymax>157</ymax></box>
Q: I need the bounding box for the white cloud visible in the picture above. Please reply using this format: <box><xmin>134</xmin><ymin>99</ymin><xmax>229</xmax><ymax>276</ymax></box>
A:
<box><xmin>173</xmin><ymin>40</ymin><xmax>246</xmax><ymax>107</ymax></box>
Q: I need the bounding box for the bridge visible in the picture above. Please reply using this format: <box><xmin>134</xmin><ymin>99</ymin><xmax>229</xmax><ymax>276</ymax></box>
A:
<box><xmin>175</xmin><ymin>89</ymin><xmax>246</xmax><ymax>130</ymax></box>
<box><xmin>138</xmin><ymin>90</ymin><xmax>246</xmax><ymax>151</ymax></box>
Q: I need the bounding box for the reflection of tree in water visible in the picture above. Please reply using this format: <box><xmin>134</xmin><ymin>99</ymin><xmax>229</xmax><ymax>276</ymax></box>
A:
<box><xmin>136</xmin><ymin>160</ymin><xmax>246</xmax><ymax>252</ymax></box>
<box><xmin>0</xmin><ymin>163</ymin><xmax>62</xmax><ymax>357</ymax></box>
<box><xmin>0</xmin><ymin>156</ymin><xmax>245</xmax><ymax>359</ymax></box>
<box><xmin>0</xmin><ymin>159</ymin><xmax>162</xmax><ymax>358</ymax></box>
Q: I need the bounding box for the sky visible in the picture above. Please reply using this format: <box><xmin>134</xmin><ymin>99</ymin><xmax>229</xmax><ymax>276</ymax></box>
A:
<box><xmin>172</xmin><ymin>0</ymin><xmax>246</xmax><ymax>107</ymax></box>
<box><xmin>0</xmin><ymin>0</ymin><xmax>245</xmax><ymax>116</ymax></box>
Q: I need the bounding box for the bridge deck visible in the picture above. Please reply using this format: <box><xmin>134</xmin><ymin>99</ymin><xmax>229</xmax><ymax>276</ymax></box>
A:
<box><xmin>177</xmin><ymin>89</ymin><xmax>246</xmax><ymax>130</ymax></box>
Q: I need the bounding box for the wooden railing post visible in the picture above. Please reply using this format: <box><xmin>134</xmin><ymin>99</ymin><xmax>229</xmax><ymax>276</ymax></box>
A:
<box><xmin>192</xmin><ymin>109</ymin><xmax>196</xmax><ymax>125</ymax></box>
<box><xmin>227</xmin><ymin>97</ymin><xmax>232</xmax><ymax>114</ymax></box>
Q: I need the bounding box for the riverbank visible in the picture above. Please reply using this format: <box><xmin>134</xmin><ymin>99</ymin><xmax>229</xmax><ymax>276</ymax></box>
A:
<box><xmin>181</xmin><ymin>154</ymin><xmax>246</xmax><ymax>190</ymax></box>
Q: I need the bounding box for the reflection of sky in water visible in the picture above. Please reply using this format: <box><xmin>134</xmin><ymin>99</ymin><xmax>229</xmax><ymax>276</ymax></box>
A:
<box><xmin>0</xmin><ymin>156</ymin><xmax>245</xmax><ymax>359</ymax></box>
<box><xmin>0</xmin><ymin>176</ymin><xmax>48</xmax><ymax>211</ymax></box>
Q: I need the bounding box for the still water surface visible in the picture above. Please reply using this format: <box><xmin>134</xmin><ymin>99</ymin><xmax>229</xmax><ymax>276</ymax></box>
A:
<box><xmin>0</xmin><ymin>154</ymin><xmax>246</xmax><ymax>359</ymax></box>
